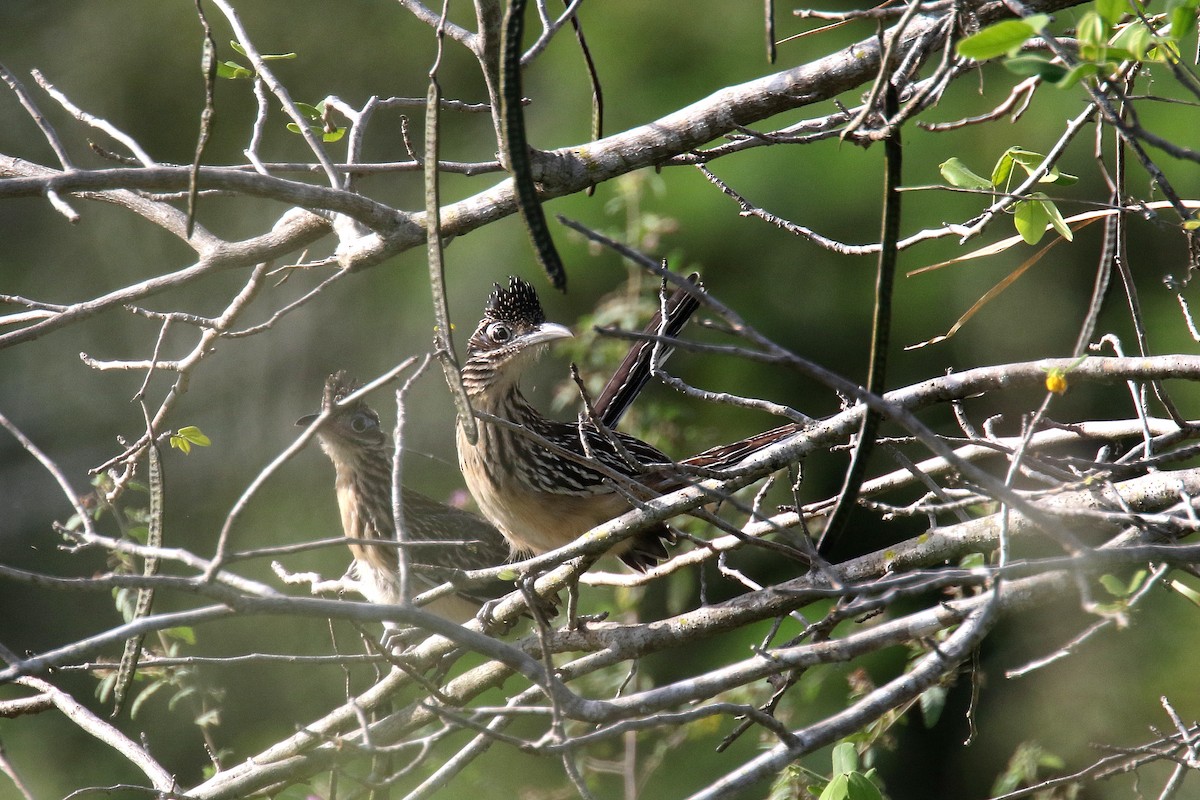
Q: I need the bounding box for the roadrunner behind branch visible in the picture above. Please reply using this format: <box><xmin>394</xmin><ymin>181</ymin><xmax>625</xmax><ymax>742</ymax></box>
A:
<box><xmin>457</xmin><ymin>276</ymin><xmax>684</xmax><ymax>571</ymax></box>
<box><xmin>300</xmin><ymin>372</ymin><xmax>514</xmax><ymax>624</ymax></box>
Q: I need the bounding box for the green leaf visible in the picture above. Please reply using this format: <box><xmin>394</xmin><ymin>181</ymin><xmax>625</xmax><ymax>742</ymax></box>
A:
<box><xmin>959</xmin><ymin>552</ymin><xmax>986</xmax><ymax>569</ymax></box>
<box><xmin>1094</xmin><ymin>0</ymin><xmax>1127</xmax><ymax>25</ymax></box>
<box><xmin>164</xmin><ymin>626</ymin><xmax>197</xmax><ymax>646</ymax></box>
<box><xmin>992</xmin><ymin>146</ymin><xmax>1048</xmax><ymax>186</ymax></box>
<box><xmin>992</xmin><ymin>741</ymin><xmax>1062</xmax><ymax>795</ymax></box>
<box><xmin>177</xmin><ymin>429</ymin><xmax>211</xmax><ymax>448</ymax></box>
<box><xmin>114</xmin><ymin>587</ymin><xmax>137</xmax><ymax>622</ymax></box>
<box><xmin>497</xmin><ymin>568</ymin><xmax>520</xmax><ymax>581</ymax></box>
<box><xmin>1055</xmin><ymin>60</ymin><xmax>1101</xmax><ymax>88</ymax></box>
<box><xmin>940</xmin><ymin>157</ymin><xmax>993</xmax><ymax>190</ymax></box>
<box><xmin>294</xmin><ymin>102</ymin><xmax>322</xmax><ymax>120</ymax></box>
<box><xmin>93</xmin><ymin>671</ymin><xmax>115</xmax><ymax>705</ymax></box>
<box><xmin>171</xmin><ymin>425</ymin><xmax>211</xmax><ymax>454</ymax></box>
<box><xmin>1169</xmin><ymin>1</ymin><xmax>1199</xmax><ymax>41</ymax></box>
<box><xmin>1013</xmin><ymin>192</ymin><xmax>1070</xmax><ymax>241</ymax></box>
<box><xmin>95</xmin><ymin>671</ymin><xmax>118</xmax><ymax>703</ymax></box>
<box><xmin>1007</xmin><ymin>147</ymin><xmax>1046</xmax><ymax>176</ymax></box>
<box><xmin>920</xmin><ymin>685</ymin><xmax>948</xmax><ymax>727</ymax></box>
<box><xmin>1040</xmin><ymin>195</ymin><xmax>1073</xmax><ymax>241</ymax></box>
<box><xmin>216</xmin><ymin>61</ymin><xmax>252</xmax><ymax>80</ymax></box>
<box><xmin>224</xmin><ymin>41</ymin><xmax>296</xmax><ymax>73</ymax></box>
<box><xmin>831</xmin><ymin>743</ymin><xmax>859</xmax><ymax>775</ymax></box>
<box><xmin>993</xmin><ymin>148</ymin><xmax>1077</xmax><ymax>187</ymax></box>
<box><xmin>129</xmin><ymin>680</ymin><xmax>166</xmax><ymax>719</ymax></box>
<box><xmin>957</xmin><ymin>16</ymin><xmax>1049</xmax><ymax>60</ymax></box>
<box><xmin>1126</xmin><ymin>569</ymin><xmax>1148</xmax><ymax>595</ymax></box>
<box><xmin>1038</xmin><ymin>751</ymin><xmax>1065</xmax><ymax>770</ymax></box>
<box><xmin>1099</xmin><ymin>573</ymin><xmax>1128</xmax><ymax>597</ymax></box>
<box><xmin>1099</xmin><ymin>47</ymin><xmax>1139</xmax><ymax>64</ymax></box>
<box><xmin>1101</xmin><ymin>569</ymin><xmax>1148</xmax><ymax>597</ymax></box>
<box><xmin>1019</xmin><ymin>14</ymin><xmax>1052</xmax><ymax>32</ymax></box>
<box><xmin>286</xmin><ymin>122</ymin><xmax>346</xmax><ymax>142</ymax></box>
<box><xmin>1003</xmin><ymin>54</ymin><xmax>1068</xmax><ymax>82</ymax></box>
<box><xmin>1148</xmin><ymin>39</ymin><xmax>1183</xmax><ymax>63</ymax></box>
<box><xmin>168</xmin><ymin>685</ymin><xmax>197</xmax><ymax>712</ymax></box>
<box><xmin>820</xmin><ymin>771</ymin><xmax>884</xmax><ymax>800</ymax></box>
<box><xmin>1169</xmin><ymin>578</ymin><xmax>1200</xmax><ymax>607</ymax></box>
<box><xmin>1013</xmin><ymin>198</ymin><xmax>1050</xmax><ymax>244</ymax></box>
<box><xmin>844</xmin><ymin>773</ymin><xmax>884</xmax><ymax>800</ymax></box>
<box><xmin>1110</xmin><ymin>23</ymin><xmax>1152</xmax><ymax>60</ymax></box>
<box><xmin>1044</xmin><ymin>170</ymin><xmax>1078</xmax><ymax>186</ymax></box>
<box><xmin>1077</xmin><ymin>11</ymin><xmax>1109</xmax><ymax>48</ymax></box>
<box><xmin>180</xmin><ymin>425</ymin><xmax>209</xmax><ymax>443</ymax></box>
<box><xmin>820</xmin><ymin>774</ymin><xmax>851</xmax><ymax>800</ymax></box>
<box><xmin>768</xmin><ymin>764</ymin><xmax>811</xmax><ymax>800</ymax></box>
<box><xmin>991</xmin><ymin>149</ymin><xmax>1017</xmax><ymax>187</ymax></box>
<box><xmin>821</xmin><ymin>744</ymin><xmax>883</xmax><ymax>800</ymax></box>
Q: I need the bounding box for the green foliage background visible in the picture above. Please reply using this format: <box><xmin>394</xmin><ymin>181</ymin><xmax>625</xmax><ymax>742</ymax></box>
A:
<box><xmin>1</xmin><ymin>1</ymin><xmax>1199</xmax><ymax>798</ymax></box>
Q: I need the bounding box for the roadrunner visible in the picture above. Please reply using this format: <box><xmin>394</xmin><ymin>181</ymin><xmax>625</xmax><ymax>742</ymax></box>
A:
<box><xmin>300</xmin><ymin>371</ymin><xmax>514</xmax><ymax>623</ymax></box>
<box><xmin>456</xmin><ymin>276</ymin><xmax>687</xmax><ymax>571</ymax></box>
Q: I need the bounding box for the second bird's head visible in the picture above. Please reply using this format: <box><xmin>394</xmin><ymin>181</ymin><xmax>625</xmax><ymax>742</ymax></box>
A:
<box><xmin>464</xmin><ymin>276</ymin><xmax>573</xmax><ymax>392</ymax></box>
<box><xmin>297</xmin><ymin>371</ymin><xmax>388</xmax><ymax>461</ymax></box>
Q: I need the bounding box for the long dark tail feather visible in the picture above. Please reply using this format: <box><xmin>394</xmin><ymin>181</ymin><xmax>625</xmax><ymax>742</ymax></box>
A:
<box><xmin>619</xmin><ymin>524</ymin><xmax>676</xmax><ymax>572</ymax></box>
<box><xmin>594</xmin><ymin>273</ymin><xmax>703</xmax><ymax>429</ymax></box>
<box><xmin>593</xmin><ymin>274</ymin><xmax>701</xmax><ymax>572</ymax></box>
<box><xmin>683</xmin><ymin>422</ymin><xmax>805</xmax><ymax>470</ymax></box>
<box><xmin>616</xmin><ymin>421</ymin><xmax>804</xmax><ymax>572</ymax></box>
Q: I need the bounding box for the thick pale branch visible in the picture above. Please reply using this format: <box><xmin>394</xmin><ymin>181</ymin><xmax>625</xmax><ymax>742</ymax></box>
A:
<box><xmin>14</xmin><ymin>676</ymin><xmax>176</xmax><ymax>792</ymax></box>
<box><xmin>0</xmin><ymin>207</ymin><xmax>328</xmax><ymax>349</ymax></box>
<box><xmin>0</xmin><ymin>165</ymin><xmax>408</xmax><ymax>232</ymax></box>
<box><xmin>0</xmin><ymin>1</ymin><xmax>1087</xmax><ymax>278</ymax></box>
<box><xmin>168</xmin><ymin>460</ymin><xmax>1200</xmax><ymax>798</ymax></box>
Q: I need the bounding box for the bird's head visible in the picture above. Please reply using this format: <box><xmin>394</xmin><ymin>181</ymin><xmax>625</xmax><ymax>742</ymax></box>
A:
<box><xmin>463</xmin><ymin>276</ymin><xmax>572</xmax><ymax>392</ymax></box>
<box><xmin>297</xmin><ymin>371</ymin><xmax>388</xmax><ymax>455</ymax></box>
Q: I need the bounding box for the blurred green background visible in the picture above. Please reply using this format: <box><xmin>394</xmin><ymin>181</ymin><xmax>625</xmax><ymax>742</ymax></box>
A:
<box><xmin>2</xmin><ymin>1</ymin><xmax>1200</xmax><ymax>798</ymax></box>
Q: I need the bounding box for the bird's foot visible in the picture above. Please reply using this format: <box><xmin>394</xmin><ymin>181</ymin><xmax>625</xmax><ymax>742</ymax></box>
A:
<box><xmin>568</xmin><ymin>609</ymin><xmax>609</xmax><ymax>631</ymax></box>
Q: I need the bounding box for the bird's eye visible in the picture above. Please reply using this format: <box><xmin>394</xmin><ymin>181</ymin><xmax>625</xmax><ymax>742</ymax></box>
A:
<box><xmin>487</xmin><ymin>322</ymin><xmax>512</xmax><ymax>343</ymax></box>
<box><xmin>349</xmin><ymin>413</ymin><xmax>375</xmax><ymax>433</ymax></box>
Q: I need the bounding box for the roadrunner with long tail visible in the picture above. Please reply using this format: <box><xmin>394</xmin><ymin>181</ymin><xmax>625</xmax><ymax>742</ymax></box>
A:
<box><xmin>301</xmin><ymin>371</ymin><xmax>514</xmax><ymax>623</ymax></box>
<box><xmin>456</xmin><ymin>276</ymin><xmax>686</xmax><ymax>571</ymax></box>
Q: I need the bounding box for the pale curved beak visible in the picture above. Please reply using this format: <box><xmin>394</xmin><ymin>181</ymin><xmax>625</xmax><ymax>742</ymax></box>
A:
<box><xmin>522</xmin><ymin>322</ymin><xmax>573</xmax><ymax>346</ymax></box>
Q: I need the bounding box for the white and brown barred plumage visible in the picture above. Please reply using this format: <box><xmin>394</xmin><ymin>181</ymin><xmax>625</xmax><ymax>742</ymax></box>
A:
<box><xmin>301</xmin><ymin>371</ymin><xmax>513</xmax><ymax>623</ymax></box>
<box><xmin>456</xmin><ymin>277</ymin><xmax>679</xmax><ymax>571</ymax></box>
